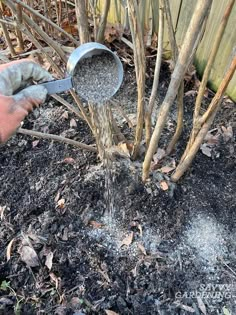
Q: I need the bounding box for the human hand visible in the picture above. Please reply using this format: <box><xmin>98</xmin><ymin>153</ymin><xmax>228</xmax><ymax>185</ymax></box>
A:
<box><xmin>0</xmin><ymin>60</ymin><xmax>52</xmax><ymax>143</ymax></box>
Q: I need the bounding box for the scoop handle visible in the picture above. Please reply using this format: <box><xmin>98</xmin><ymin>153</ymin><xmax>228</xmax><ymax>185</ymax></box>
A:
<box><xmin>40</xmin><ymin>76</ymin><xmax>73</xmax><ymax>95</ymax></box>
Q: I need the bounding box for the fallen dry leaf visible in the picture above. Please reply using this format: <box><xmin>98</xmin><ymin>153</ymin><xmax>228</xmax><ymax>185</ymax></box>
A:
<box><xmin>184</xmin><ymin>64</ymin><xmax>196</xmax><ymax>83</ymax></box>
<box><xmin>197</xmin><ymin>296</ymin><xmax>207</xmax><ymax>315</ymax></box>
<box><xmin>150</xmin><ymin>32</ymin><xmax>158</xmax><ymax>48</ymax></box>
<box><xmin>45</xmin><ymin>251</ymin><xmax>54</xmax><ymax>271</ymax></box>
<box><xmin>63</xmin><ymin>157</ymin><xmax>75</xmax><ymax>164</ymax></box>
<box><xmin>107</xmin><ymin>145</ymin><xmax>131</xmax><ymax>159</ymax></box>
<box><xmin>0</xmin><ymin>205</ymin><xmax>6</xmax><ymax>220</ymax></box>
<box><xmin>54</xmin><ymin>191</ymin><xmax>61</xmax><ymax>203</ymax></box>
<box><xmin>222</xmin><ymin>125</ymin><xmax>233</xmax><ymax>142</ymax></box>
<box><xmin>126</xmin><ymin>113</ymin><xmax>137</xmax><ymax>126</ymax></box>
<box><xmin>57</xmin><ymin>198</ymin><xmax>65</xmax><ymax>209</ymax></box>
<box><xmin>160</xmin><ymin>165</ymin><xmax>175</xmax><ymax>174</ymax></box>
<box><xmin>117</xmin><ymin>142</ymin><xmax>130</xmax><ymax>157</ymax></box>
<box><xmin>61</xmin><ymin>21</ymin><xmax>78</xmax><ymax>35</ymax></box>
<box><xmin>160</xmin><ymin>180</ymin><xmax>169</xmax><ymax>191</ymax></box>
<box><xmin>89</xmin><ymin>220</ymin><xmax>104</xmax><ymax>229</ymax></box>
<box><xmin>15</xmin><ymin>45</ymin><xmax>24</xmax><ymax>54</ymax></box>
<box><xmin>126</xmin><ymin>142</ymin><xmax>134</xmax><ymax>153</ymax></box>
<box><xmin>138</xmin><ymin>243</ymin><xmax>147</xmax><ymax>255</ymax></box>
<box><xmin>200</xmin><ymin>143</ymin><xmax>212</xmax><ymax>157</ymax></box>
<box><xmin>62</xmin><ymin>227</ymin><xmax>69</xmax><ymax>241</ymax></box>
<box><xmin>104</xmin><ymin>23</ymin><xmax>123</xmax><ymax>43</ymax></box>
<box><xmin>137</xmin><ymin>224</ymin><xmax>143</xmax><ymax>237</ymax></box>
<box><xmin>223</xmin><ymin>306</ymin><xmax>231</xmax><ymax>315</ymax></box>
<box><xmin>130</xmin><ymin>221</ymin><xmax>142</xmax><ymax>236</ymax></box>
<box><xmin>32</xmin><ymin>140</ymin><xmax>39</xmax><ymax>148</ymax></box>
<box><xmin>70</xmin><ymin>118</ymin><xmax>77</xmax><ymax>128</ymax></box>
<box><xmin>153</xmin><ymin>148</ymin><xmax>166</xmax><ymax>163</ymax></box>
<box><xmin>119</xmin><ymin>232</ymin><xmax>134</xmax><ymax>247</ymax></box>
<box><xmin>6</xmin><ymin>239</ymin><xmax>15</xmax><ymax>262</ymax></box>
<box><xmin>204</xmin><ymin>129</ymin><xmax>220</xmax><ymax>145</ymax></box>
<box><xmin>61</xmin><ymin>111</ymin><xmax>69</xmax><ymax>119</ymax></box>
<box><xmin>184</xmin><ymin>90</ymin><xmax>197</xmax><ymax>97</ymax></box>
<box><xmin>50</xmin><ymin>272</ymin><xmax>60</xmax><ymax>290</ymax></box>
<box><xmin>179</xmin><ymin>304</ymin><xmax>195</xmax><ymax>313</ymax></box>
<box><xmin>105</xmin><ymin>310</ymin><xmax>119</xmax><ymax>315</ymax></box>
<box><xmin>20</xmin><ymin>245</ymin><xmax>39</xmax><ymax>267</ymax></box>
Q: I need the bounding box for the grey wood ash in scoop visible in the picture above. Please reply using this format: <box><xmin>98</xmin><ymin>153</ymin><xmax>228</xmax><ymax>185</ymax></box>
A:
<box><xmin>73</xmin><ymin>52</ymin><xmax>119</xmax><ymax>103</ymax></box>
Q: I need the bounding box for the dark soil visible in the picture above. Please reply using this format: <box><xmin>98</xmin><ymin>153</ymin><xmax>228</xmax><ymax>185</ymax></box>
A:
<box><xmin>0</xmin><ymin>63</ymin><xmax>235</xmax><ymax>315</ymax></box>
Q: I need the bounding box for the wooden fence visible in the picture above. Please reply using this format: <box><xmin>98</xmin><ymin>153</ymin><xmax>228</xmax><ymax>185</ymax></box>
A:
<box><xmin>97</xmin><ymin>0</ymin><xmax>236</xmax><ymax>101</ymax></box>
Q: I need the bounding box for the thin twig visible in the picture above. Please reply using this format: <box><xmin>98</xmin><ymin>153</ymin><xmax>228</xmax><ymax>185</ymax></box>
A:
<box><xmin>5</xmin><ymin>0</ymin><xmax>68</xmax><ymax>64</ymax></box>
<box><xmin>219</xmin><ymin>257</ymin><xmax>236</xmax><ymax>278</ymax></box>
<box><xmin>193</xmin><ymin>0</ymin><xmax>235</xmax><ymax>123</ymax></box>
<box><xmin>145</xmin><ymin>0</ymin><xmax>164</xmax><ymax>148</ymax></box>
<box><xmin>15</xmin><ymin>3</ymin><xmax>24</xmax><ymax>51</ymax></box>
<box><xmin>200</xmin><ymin>55</ymin><xmax>236</xmax><ymax>124</ymax></box>
<box><xmin>5</xmin><ymin>18</ymin><xmax>63</xmax><ymax>76</ymax></box>
<box><xmin>109</xmin><ymin>108</ymin><xmax>127</xmax><ymax>144</ymax></box>
<box><xmin>164</xmin><ymin>0</ymin><xmax>178</xmax><ymax>62</ymax></box>
<box><xmin>11</xmin><ymin>46</ymin><xmax>74</xmax><ymax>58</ymax></box>
<box><xmin>18</xmin><ymin>128</ymin><xmax>97</xmax><ymax>152</ymax></box>
<box><xmin>13</xmin><ymin>0</ymin><xmax>79</xmax><ymax>46</ymax></box>
<box><xmin>0</xmin><ymin>53</ymin><xmax>10</xmax><ymax>62</ymax></box>
<box><xmin>42</xmin><ymin>0</ymin><xmax>49</xmax><ymax>33</ymax></box>
<box><xmin>69</xmin><ymin>90</ymin><xmax>94</xmax><ymax>131</ymax></box>
<box><xmin>121</xmin><ymin>36</ymin><xmax>134</xmax><ymax>50</ymax></box>
<box><xmin>96</xmin><ymin>0</ymin><xmax>110</xmax><ymax>43</ymax></box>
<box><xmin>52</xmin><ymin>94</ymin><xmax>84</xmax><ymax>120</ymax></box>
<box><xmin>180</xmin><ymin>1</ymin><xmax>235</xmax><ymax>163</ymax></box>
<box><xmin>89</xmin><ymin>0</ymin><xmax>98</xmax><ymax>40</ymax></box>
<box><xmin>166</xmin><ymin>82</ymin><xmax>184</xmax><ymax>155</ymax></box>
<box><xmin>110</xmin><ymin>100</ymin><xmax>134</xmax><ymax>128</ymax></box>
<box><xmin>163</xmin><ymin>0</ymin><xmax>186</xmax><ymax>156</ymax></box>
<box><xmin>0</xmin><ymin>9</ymin><xmax>16</xmax><ymax>57</ymax></box>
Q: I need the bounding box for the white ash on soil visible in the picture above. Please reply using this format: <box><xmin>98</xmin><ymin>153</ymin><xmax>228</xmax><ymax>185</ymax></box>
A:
<box><xmin>184</xmin><ymin>214</ymin><xmax>228</xmax><ymax>265</ymax></box>
<box><xmin>73</xmin><ymin>52</ymin><xmax>119</xmax><ymax>103</ymax></box>
<box><xmin>87</xmin><ymin>219</ymin><xmax>162</xmax><ymax>259</ymax></box>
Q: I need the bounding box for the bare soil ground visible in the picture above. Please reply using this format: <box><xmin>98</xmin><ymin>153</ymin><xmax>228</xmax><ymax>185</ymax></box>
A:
<box><xmin>0</xmin><ymin>64</ymin><xmax>235</xmax><ymax>315</ymax></box>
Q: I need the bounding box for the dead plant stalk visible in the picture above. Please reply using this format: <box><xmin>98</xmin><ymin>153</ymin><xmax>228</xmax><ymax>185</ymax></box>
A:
<box><xmin>142</xmin><ymin>0</ymin><xmax>213</xmax><ymax>181</ymax></box>
<box><xmin>13</xmin><ymin>0</ymin><xmax>79</xmax><ymax>46</ymax></box>
<box><xmin>172</xmin><ymin>54</ymin><xmax>236</xmax><ymax>182</ymax></box>
<box><xmin>15</xmin><ymin>3</ymin><xmax>24</xmax><ymax>51</ymax></box>
<box><xmin>193</xmin><ymin>0</ymin><xmax>235</xmax><ymax>123</ymax></box>
<box><xmin>75</xmin><ymin>0</ymin><xmax>90</xmax><ymax>44</ymax></box>
<box><xmin>164</xmin><ymin>0</ymin><xmax>184</xmax><ymax>156</ymax></box>
<box><xmin>145</xmin><ymin>0</ymin><xmax>164</xmax><ymax>148</ymax></box>
<box><xmin>5</xmin><ymin>0</ymin><xmax>68</xmax><ymax>63</ymax></box>
<box><xmin>127</xmin><ymin>0</ymin><xmax>146</xmax><ymax>159</ymax></box>
<box><xmin>180</xmin><ymin>0</ymin><xmax>235</xmax><ymax>163</ymax></box>
<box><xmin>18</xmin><ymin>128</ymin><xmax>97</xmax><ymax>152</ymax></box>
<box><xmin>0</xmin><ymin>9</ymin><xmax>16</xmax><ymax>57</ymax></box>
<box><xmin>96</xmin><ymin>0</ymin><xmax>111</xmax><ymax>43</ymax></box>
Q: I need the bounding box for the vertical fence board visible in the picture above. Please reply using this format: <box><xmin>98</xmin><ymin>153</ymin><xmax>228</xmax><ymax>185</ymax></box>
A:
<box><xmin>96</xmin><ymin>0</ymin><xmax>236</xmax><ymax>100</ymax></box>
<box><xmin>195</xmin><ymin>1</ymin><xmax>236</xmax><ymax>99</ymax></box>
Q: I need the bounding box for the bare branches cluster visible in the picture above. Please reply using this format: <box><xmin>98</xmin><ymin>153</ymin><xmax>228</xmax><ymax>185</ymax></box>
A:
<box><xmin>0</xmin><ymin>0</ymin><xmax>235</xmax><ymax>182</ymax></box>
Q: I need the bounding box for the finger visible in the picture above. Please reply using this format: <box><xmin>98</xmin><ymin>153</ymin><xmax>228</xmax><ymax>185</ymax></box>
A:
<box><xmin>13</xmin><ymin>85</ymin><xmax>48</xmax><ymax>110</ymax></box>
<box><xmin>0</xmin><ymin>60</ymin><xmax>34</xmax><ymax>71</ymax></box>
<box><xmin>0</xmin><ymin>60</ymin><xmax>53</xmax><ymax>95</ymax></box>
<box><xmin>0</xmin><ymin>106</ymin><xmax>28</xmax><ymax>144</ymax></box>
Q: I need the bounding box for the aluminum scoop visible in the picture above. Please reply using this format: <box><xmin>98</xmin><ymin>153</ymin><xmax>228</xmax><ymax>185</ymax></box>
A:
<box><xmin>41</xmin><ymin>42</ymin><xmax>123</xmax><ymax>102</ymax></box>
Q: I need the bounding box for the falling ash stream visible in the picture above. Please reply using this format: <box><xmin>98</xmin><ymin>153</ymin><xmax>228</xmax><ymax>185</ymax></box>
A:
<box><xmin>90</xmin><ymin>103</ymin><xmax>116</xmax><ymax>226</ymax></box>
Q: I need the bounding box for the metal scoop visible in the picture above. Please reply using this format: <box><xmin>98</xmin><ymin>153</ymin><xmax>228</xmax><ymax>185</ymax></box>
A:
<box><xmin>41</xmin><ymin>42</ymin><xmax>123</xmax><ymax>101</ymax></box>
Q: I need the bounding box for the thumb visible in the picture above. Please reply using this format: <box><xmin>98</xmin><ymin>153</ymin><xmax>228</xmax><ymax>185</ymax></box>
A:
<box><xmin>13</xmin><ymin>85</ymin><xmax>48</xmax><ymax>107</ymax></box>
